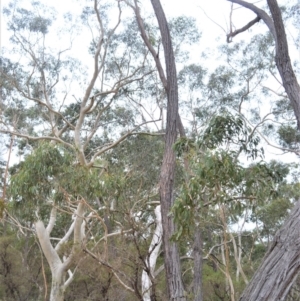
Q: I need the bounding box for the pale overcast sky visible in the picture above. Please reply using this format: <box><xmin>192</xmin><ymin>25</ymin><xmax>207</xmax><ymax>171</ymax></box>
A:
<box><xmin>0</xmin><ymin>0</ymin><xmax>261</xmax><ymax>50</ymax></box>
<box><xmin>1</xmin><ymin>0</ymin><xmax>298</xmax><ymax>164</ymax></box>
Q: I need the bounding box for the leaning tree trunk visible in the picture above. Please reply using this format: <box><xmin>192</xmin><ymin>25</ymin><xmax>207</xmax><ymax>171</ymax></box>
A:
<box><xmin>240</xmin><ymin>199</ymin><xmax>300</xmax><ymax>301</ymax></box>
<box><xmin>150</xmin><ymin>0</ymin><xmax>186</xmax><ymax>300</ymax></box>
<box><xmin>225</xmin><ymin>0</ymin><xmax>300</xmax><ymax>299</ymax></box>
<box><xmin>267</xmin><ymin>0</ymin><xmax>300</xmax><ymax>130</ymax></box>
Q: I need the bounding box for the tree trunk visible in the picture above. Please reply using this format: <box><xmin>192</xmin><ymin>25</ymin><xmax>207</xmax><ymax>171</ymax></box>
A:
<box><xmin>142</xmin><ymin>205</ymin><xmax>163</xmax><ymax>301</ymax></box>
<box><xmin>240</xmin><ymin>199</ymin><xmax>300</xmax><ymax>301</ymax></box>
<box><xmin>225</xmin><ymin>1</ymin><xmax>300</xmax><ymax>299</ymax></box>
<box><xmin>150</xmin><ymin>0</ymin><xmax>186</xmax><ymax>300</ymax></box>
<box><xmin>36</xmin><ymin>220</ymin><xmax>67</xmax><ymax>301</ymax></box>
<box><xmin>50</xmin><ymin>270</ymin><xmax>66</xmax><ymax>301</ymax></box>
<box><xmin>35</xmin><ymin>202</ymin><xmax>85</xmax><ymax>301</ymax></box>
<box><xmin>193</xmin><ymin>228</ymin><xmax>203</xmax><ymax>301</ymax></box>
<box><xmin>267</xmin><ymin>0</ymin><xmax>300</xmax><ymax>129</ymax></box>
<box><xmin>227</xmin><ymin>0</ymin><xmax>300</xmax><ymax>128</ymax></box>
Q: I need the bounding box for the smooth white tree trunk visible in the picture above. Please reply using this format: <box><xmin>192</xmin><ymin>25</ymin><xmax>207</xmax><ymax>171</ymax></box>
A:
<box><xmin>35</xmin><ymin>201</ymin><xmax>85</xmax><ymax>301</ymax></box>
<box><xmin>50</xmin><ymin>268</ymin><xmax>66</xmax><ymax>301</ymax></box>
<box><xmin>142</xmin><ymin>205</ymin><xmax>163</xmax><ymax>301</ymax></box>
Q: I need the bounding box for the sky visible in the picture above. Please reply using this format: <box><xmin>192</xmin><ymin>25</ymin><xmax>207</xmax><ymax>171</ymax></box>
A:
<box><xmin>0</xmin><ymin>0</ymin><xmax>259</xmax><ymax>50</ymax></box>
<box><xmin>0</xmin><ymin>0</ymin><xmax>298</xmax><ymax>235</ymax></box>
<box><xmin>0</xmin><ymin>0</ymin><xmax>298</xmax><ymax>164</ymax></box>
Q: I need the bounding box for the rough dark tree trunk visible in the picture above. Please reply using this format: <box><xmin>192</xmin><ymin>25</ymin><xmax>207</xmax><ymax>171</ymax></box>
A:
<box><xmin>240</xmin><ymin>199</ymin><xmax>300</xmax><ymax>301</ymax></box>
<box><xmin>267</xmin><ymin>0</ymin><xmax>300</xmax><ymax>130</ymax></box>
<box><xmin>150</xmin><ymin>0</ymin><xmax>186</xmax><ymax>300</ymax></box>
<box><xmin>226</xmin><ymin>0</ymin><xmax>300</xmax><ymax>300</ymax></box>
<box><xmin>227</xmin><ymin>0</ymin><xmax>300</xmax><ymax>129</ymax></box>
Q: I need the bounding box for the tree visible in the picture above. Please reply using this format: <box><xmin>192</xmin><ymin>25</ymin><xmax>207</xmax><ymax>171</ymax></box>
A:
<box><xmin>148</xmin><ymin>1</ymin><xmax>186</xmax><ymax>300</ymax></box>
<box><xmin>1</xmin><ymin>1</ymin><xmax>162</xmax><ymax>300</ymax></box>
<box><xmin>126</xmin><ymin>0</ymin><xmax>199</xmax><ymax>299</ymax></box>
<box><xmin>2</xmin><ymin>0</ymin><xmax>300</xmax><ymax>300</ymax></box>
<box><xmin>225</xmin><ymin>0</ymin><xmax>300</xmax><ymax>299</ymax></box>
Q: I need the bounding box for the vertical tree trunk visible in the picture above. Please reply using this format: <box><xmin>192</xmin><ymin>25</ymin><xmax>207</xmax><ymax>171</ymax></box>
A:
<box><xmin>142</xmin><ymin>205</ymin><xmax>163</xmax><ymax>301</ymax></box>
<box><xmin>150</xmin><ymin>0</ymin><xmax>186</xmax><ymax>300</ymax></box>
<box><xmin>50</xmin><ymin>270</ymin><xmax>66</xmax><ymax>301</ymax></box>
<box><xmin>193</xmin><ymin>228</ymin><xmax>203</xmax><ymax>301</ymax></box>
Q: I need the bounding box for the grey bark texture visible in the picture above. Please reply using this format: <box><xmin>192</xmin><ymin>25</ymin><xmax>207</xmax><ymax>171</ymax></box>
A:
<box><xmin>226</xmin><ymin>1</ymin><xmax>300</xmax><ymax>299</ymax></box>
<box><xmin>150</xmin><ymin>0</ymin><xmax>186</xmax><ymax>300</ymax></box>
<box><xmin>267</xmin><ymin>0</ymin><xmax>300</xmax><ymax>130</ymax></box>
<box><xmin>227</xmin><ymin>0</ymin><xmax>300</xmax><ymax>129</ymax></box>
<box><xmin>239</xmin><ymin>199</ymin><xmax>300</xmax><ymax>301</ymax></box>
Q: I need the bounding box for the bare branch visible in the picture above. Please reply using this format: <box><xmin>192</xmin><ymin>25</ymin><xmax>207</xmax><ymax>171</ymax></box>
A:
<box><xmin>0</xmin><ymin>129</ymin><xmax>74</xmax><ymax>149</ymax></box>
<box><xmin>199</xmin><ymin>7</ymin><xmax>227</xmax><ymax>34</ymax></box>
<box><xmin>126</xmin><ymin>0</ymin><xmax>167</xmax><ymax>89</ymax></box>
<box><xmin>226</xmin><ymin>0</ymin><xmax>276</xmax><ymax>42</ymax></box>
<box><xmin>46</xmin><ymin>206</ymin><xmax>57</xmax><ymax>235</ymax></box>
<box><xmin>83</xmin><ymin>247</ymin><xmax>135</xmax><ymax>293</ymax></box>
<box><xmin>88</xmin><ymin>119</ymin><xmax>161</xmax><ymax>166</ymax></box>
<box><xmin>227</xmin><ymin>16</ymin><xmax>261</xmax><ymax>42</ymax></box>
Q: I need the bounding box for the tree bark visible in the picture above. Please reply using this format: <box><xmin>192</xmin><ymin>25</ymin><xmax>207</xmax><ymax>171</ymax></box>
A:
<box><xmin>193</xmin><ymin>228</ymin><xmax>203</xmax><ymax>301</ymax></box>
<box><xmin>35</xmin><ymin>202</ymin><xmax>85</xmax><ymax>301</ymax></box>
<box><xmin>49</xmin><ymin>270</ymin><xmax>66</xmax><ymax>301</ymax></box>
<box><xmin>225</xmin><ymin>1</ymin><xmax>300</xmax><ymax>299</ymax></box>
<box><xmin>227</xmin><ymin>0</ymin><xmax>300</xmax><ymax>129</ymax></box>
<box><xmin>142</xmin><ymin>205</ymin><xmax>163</xmax><ymax>301</ymax></box>
<box><xmin>36</xmin><ymin>220</ymin><xmax>66</xmax><ymax>301</ymax></box>
<box><xmin>267</xmin><ymin>0</ymin><xmax>300</xmax><ymax>130</ymax></box>
<box><xmin>240</xmin><ymin>199</ymin><xmax>300</xmax><ymax>301</ymax></box>
<box><xmin>150</xmin><ymin>0</ymin><xmax>186</xmax><ymax>300</ymax></box>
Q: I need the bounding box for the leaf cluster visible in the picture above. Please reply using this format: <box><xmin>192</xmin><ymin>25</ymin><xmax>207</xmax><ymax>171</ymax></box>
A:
<box><xmin>172</xmin><ymin>113</ymin><xmax>286</xmax><ymax>239</ymax></box>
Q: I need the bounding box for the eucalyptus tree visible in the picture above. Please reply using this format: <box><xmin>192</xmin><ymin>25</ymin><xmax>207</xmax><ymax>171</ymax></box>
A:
<box><xmin>172</xmin><ymin>108</ymin><xmax>300</xmax><ymax>299</ymax></box>
<box><xmin>221</xmin><ymin>0</ymin><xmax>300</xmax><ymax>299</ymax></box>
<box><xmin>124</xmin><ymin>1</ymin><xmax>201</xmax><ymax>300</ymax></box>
<box><xmin>0</xmin><ymin>1</ymin><xmax>164</xmax><ymax>300</ymax></box>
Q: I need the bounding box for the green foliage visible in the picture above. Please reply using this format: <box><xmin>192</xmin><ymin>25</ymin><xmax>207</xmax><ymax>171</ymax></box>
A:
<box><xmin>178</xmin><ymin>64</ymin><xmax>206</xmax><ymax>90</ymax></box>
<box><xmin>278</xmin><ymin>124</ymin><xmax>300</xmax><ymax>149</ymax></box>
<box><xmin>9</xmin><ymin>143</ymin><xmax>107</xmax><ymax>221</ymax></box>
<box><xmin>0</xmin><ymin>233</ymin><xmax>43</xmax><ymax>301</ymax></box>
<box><xmin>169</xmin><ymin>16</ymin><xmax>201</xmax><ymax>45</ymax></box>
<box><xmin>199</xmin><ymin>112</ymin><xmax>264</xmax><ymax>160</ymax></box>
<box><xmin>173</xmin><ymin>137</ymin><xmax>196</xmax><ymax>157</ymax></box>
<box><xmin>172</xmin><ymin>113</ymin><xmax>289</xmax><ymax>240</ymax></box>
<box><xmin>173</xmin><ymin>151</ymin><xmax>284</xmax><ymax>239</ymax></box>
<box><xmin>4</xmin><ymin>2</ymin><xmax>55</xmax><ymax>34</ymax></box>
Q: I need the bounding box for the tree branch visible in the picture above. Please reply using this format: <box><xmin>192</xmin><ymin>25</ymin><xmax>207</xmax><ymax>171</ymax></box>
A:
<box><xmin>227</xmin><ymin>16</ymin><xmax>261</xmax><ymax>42</ymax></box>
<box><xmin>83</xmin><ymin>247</ymin><xmax>135</xmax><ymax>293</ymax></box>
<box><xmin>0</xmin><ymin>129</ymin><xmax>74</xmax><ymax>149</ymax></box>
<box><xmin>226</xmin><ymin>0</ymin><xmax>276</xmax><ymax>42</ymax></box>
